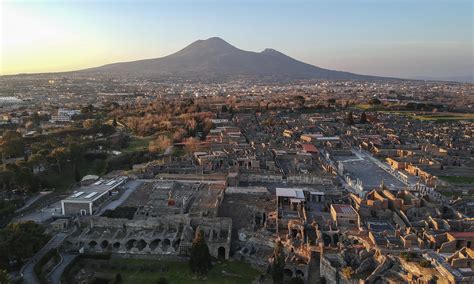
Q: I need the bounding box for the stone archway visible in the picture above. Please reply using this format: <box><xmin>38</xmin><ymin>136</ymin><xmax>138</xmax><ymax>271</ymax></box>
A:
<box><xmin>218</xmin><ymin>246</ymin><xmax>226</xmax><ymax>259</ymax></box>
<box><xmin>137</xmin><ymin>239</ymin><xmax>147</xmax><ymax>251</ymax></box>
<box><xmin>113</xmin><ymin>242</ymin><xmax>121</xmax><ymax>250</ymax></box>
<box><xmin>100</xmin><ymin>240</ymin><xmax>109</xmax><ymax>250</ymax></box>
<box><xmin>284</xmin><ymin>268</ymin><xmax>293</xmax><ymax>277</ymax></box>
<box><xmin>296</xmin><ymin>269</ymin><xmax>304</xmax><ymax>278</ymax></box>
<box><xmin>89</xmin><ymin>241</ymin><xmax>98</xmax><ymax>250</ymax></box>
<box><xmin>162</xmin><ymin>239</ymin><xmax>171</xmax><ymax>251</ymax></box>
<box><xmin>149</xmin><ymin>239</ymin><xmax>161</xmax><ymax>250</ymax></box>
<box><xmin>126</xmin><ymin>239</ymin><xmax>137</xmax><ymax>251</ymax></box>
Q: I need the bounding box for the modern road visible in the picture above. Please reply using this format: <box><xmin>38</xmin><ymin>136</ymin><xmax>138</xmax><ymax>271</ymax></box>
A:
<box><xmin>21</xmin><ymin>232</ymin><xmax>68</xmax><ymax>284</ymax></box>
<box><xmin>47</xmin><ymin>253</ymin><xmax>77</xmax><ymax>284</ymax></box>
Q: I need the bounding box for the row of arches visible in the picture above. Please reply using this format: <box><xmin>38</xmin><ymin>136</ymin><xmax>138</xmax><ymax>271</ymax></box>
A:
<box><xmin>283</xmin><ymin>267</ymin><xmax>305</xmax><ymax>278</ymax></box>
<box><xmin>87</xmin><ymin>238</ymin><xmax>177</xmax><ymax>252</ymax></box>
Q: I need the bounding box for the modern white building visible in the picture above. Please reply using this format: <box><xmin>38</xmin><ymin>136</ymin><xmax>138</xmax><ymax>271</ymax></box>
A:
<box><xmin>61</xmin><ymin>176</ymin><xmax>128</xmax><ymax>216</ymax></box>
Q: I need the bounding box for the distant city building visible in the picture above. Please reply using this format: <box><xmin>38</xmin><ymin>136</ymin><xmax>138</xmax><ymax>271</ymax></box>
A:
<box><xmin>50</xmin><ymin>108</ymin><xmax>80</xmax><ymax>123</ymax></box>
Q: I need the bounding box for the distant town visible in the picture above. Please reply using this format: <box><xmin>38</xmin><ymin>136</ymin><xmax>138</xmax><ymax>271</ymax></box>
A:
<box><xmin>0</xmin><ymin>73</ymin><xmax>472</xmax><ymax>284</ymax></box>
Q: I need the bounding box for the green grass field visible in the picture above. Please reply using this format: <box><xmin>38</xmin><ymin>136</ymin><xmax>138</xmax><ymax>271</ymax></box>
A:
<box><xmin>352</xmin><ymin>104</ymin><xmax>386</xmax><ymax>111</ymax></box>
<box><xmin>411</xmin><ymin>113</ymin><xmax>474</xmax><ymax>121</ymax></box>
<box><xmin>100</xmin><ymin>258</ymin><xmax>261</xmax><ymax>284</ymax></box>
<box><xmin>123</xmin><ymin>132</ymin><xmax>172</xmax><ymax>154</ymax></box>
<box><xmin>439</xmin><ymin>176</ymin><xmax>474</xmax><ymax>184</ymax></box>
<box><xmin>122</xmin><ymin>136</ymin><xmax>155</xmax><ymax>153</ymax></box>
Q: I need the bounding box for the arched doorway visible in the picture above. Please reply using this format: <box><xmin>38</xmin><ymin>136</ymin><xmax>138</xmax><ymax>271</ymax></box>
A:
<box><xmin>149</xmin><ymin>239</ymin><xmax>161</xmax><ymax>250</ymax></box>
<box><xmin>89</xmin><ymin>241</ymin><xmax>98</xmax><ymax>250</ymax></box>
<box><xmin>137</xmin><ymin>239</ymin><xmax>147</xmax><ymax>251</ymax></box>
<box><xmin>218</xmin><ymin>246</ymin><xmax>226</xmax><ymax>259</ymax></box>
<box><xmin>100</xmin><ymin>240</ymin><xmax>109</xmax><ymax>250</ymax></box>
<box><xmin>296</xmin><ymin>269</ymin><xmax>304</xmax><ymax>278</ymax></box>
<box><xmin>126</xmin><ymin>239</ymin><xmax>137</xmax><ymax>251</ymax></box>
<box><xmin>113</xmin><ymin>242</ymin><xmax>121</xmax><ymax>250</ymax></box>
<box><xmin>162</xmin><ymin>239</ymin><xmax>171</xmax><ymax>251</ymax></box>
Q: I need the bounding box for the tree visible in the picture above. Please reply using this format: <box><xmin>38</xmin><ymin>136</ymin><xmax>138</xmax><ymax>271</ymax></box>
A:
<box><xmin>115</xmin><ymin>273</ymin><xmax>122</xmax><ymax>283</ymax></box>
<box><xmin>0</xmin><ymin>269</ymin><xmax>10</xmax><ymax>284</ymax></box>
<box><xmin>0</xmin><ymin>222</ymin><xmax>49</xmax><ymax>268</ymax></box>
<box><xmin>172</xmin><ymin>128</ymin><xmax>187</xmax><ymax>142</ymax></box>
<box><xmin>83</xmin><ymin>119</ymin><xmax>99</xmax><ymax>129</ymax></box>
<box><xmin>112</xmin><ymin>117</ymin><xmax>118</xmax><ymax>127</ymax></box>
<box><xmin>289</xmin><ymin>277</ymin><xmax>304</xmax><ymax>284</ymax></box>
<box><xmin>184</xmin><ymin>137</ymin><xmax>200</xmax><ymax>154</ymax></box>
<box><xmin>327</xmin><ymin>98</ymin><xmax>336</xmax><ymax>106</ymax></box>
<box><xmin>74</xmin><ymin>166</ymin><xmax>81</xmax><ymax>182</ymax></box>
<box><xmin>346</xmin><ymin>111</ymin><xmax>355</xmax><ymax>125</ymax></box>
<box><xmin>189</xmin><ymin>230</ymin><xmax>211</xmax><ymax>275</ymax></box>
<box><xmin>149</xmin><ymin>136</ymin><xmax>172</xmax><ymax>154</ymax></box>
<box><xmin>368</xmin><ymin>98</ymin><xmax>381</xmax><ymax>105</ymax></box>
<box><xmin>1</xmin><ymin>131</ymin><xmax>22</xmax><ymax>141</ymax></box>
<box><xmin>341</xmin><ymin>267</ymin><xmax>353</xmax><ymax>279</ymax></box>
<box><xmin>270</xmin><ymin>241</ymin><xmax>285</xmax><ymax>284</ymax></box>
<box><xmin>294</xmin><ymin>95</ymin><xmax>305</xmax><ymax>108</ymax></box>
<box><xmin>360</xmin><ymin>112</ymin><xmax>368</xmax><ymax>124</ymax></box>
<box><xmin>1</xmin><ymin>131</ymin><xmax>25</xmax><ymax>159</ymax></box>
<box><xmin>156</xmin><ymin>277</ymin><xmax>168</xmax><ymax>284</ymax></box>
<box><xmin>49</xmin><ymin>147</ymin><xmax>68</xmax><ymax>173</ymax></box>
<box><xmin>81</xmin><ymin>104</ymin><xmax>94</xmax><ymax>114</ymax></box>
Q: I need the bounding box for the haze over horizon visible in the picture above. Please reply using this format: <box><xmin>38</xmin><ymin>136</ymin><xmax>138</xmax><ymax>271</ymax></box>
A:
<box><xmin>1</xmin><ymin>0</ymin><xmax>473</xmax><ymax>80</ymax></box>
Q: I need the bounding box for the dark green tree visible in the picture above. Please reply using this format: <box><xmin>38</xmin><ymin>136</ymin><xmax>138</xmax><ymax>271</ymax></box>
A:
<box><xmin>0</xmin><ymin>269</ymin><xmax>10</xmax><ymax>284</ymax></box>
<box><xmin>156</xmin><ymin>277</ymin><xmax>168</xmax><ymax>284</ymax></box>
<box><xmin>74</xmin><ymin>166</ymin><xmax>81</xmax><ymax>182</ymax></box>
<box><xmin>115</xmin><ymin>273</ymin><xmax>122</xmax><ymax>284</ymax></box>
<box><xmin>327</xmin><ymin>98</ymin><xmax>336</xmax><ymax>106</ymax></box>
<box><xmin>0</xmin><ymin>222</ymin><xmax>49</xmax><ymax>268</ymax></box>
<box><xmin>1</xmin><ymin>131</ymin><xmax>25</xmax><ymax>159</ymax></box>
<box><xmin>270</xmin><ymin>241</ymin><xmax>285</xmax><ymax>284</ymax></box>
<box><xmin>289</xmin><ymin>277</ymin><xmax>304</xmax><ymax>284</ymax></box>
<box><xmin>360</xmin><ymin>112</ymin><xmax>368</xmax><ymax>124</ymax></box>
<box><xmin>346</xmin><ymin>111</ymin><xmax>355</xmax><ymax>125</ymax></box>
<box><xmin>189</xmin><ymin>230</ymin><xmax>212</xmax><ymax>275</ymax></box>
<box><xmin>368</xmin><ymin>98</ymin><xmax>381</xmax><ymax>105</ymax></box>
<box><xmin>294</xmin><ymin>95</ymin><xmax>305</xmax><ymax>108</ymax></box>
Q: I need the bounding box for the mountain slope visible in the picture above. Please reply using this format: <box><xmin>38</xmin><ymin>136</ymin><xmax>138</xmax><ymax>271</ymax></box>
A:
<box><xmin>81</xmin><ymin>37</ymin><xmax>389</xmax><ymax>80</ymax></box>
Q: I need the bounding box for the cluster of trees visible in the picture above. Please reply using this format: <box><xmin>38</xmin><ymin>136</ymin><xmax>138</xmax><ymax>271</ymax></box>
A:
<box><xmin>0</xmin><ymin>122</ymin><xmax>124</xmax><ymax>194</ymax></box>
<box><xmin>189</xmin><ymin>230</ymin><xmax>212</xmax><ymax>276</ymax></box>
<box><xmin>346</xmin><ymin>111</ymin><xmax>368</xmax><ymax>125</ymax></box>
<box><xmin>149</xmin><ymin>136</ymin><xmax>172</xmax><ymax>154</ymax></box>
<box><xmin>0</xmin><ymin>131</ymin><xmax>25</xmax><ymax>159</ymax></box>
<box><xmin>0</xmin><ymin>221</ymin><xmax>50</xmax><ymax>270</ymax></box>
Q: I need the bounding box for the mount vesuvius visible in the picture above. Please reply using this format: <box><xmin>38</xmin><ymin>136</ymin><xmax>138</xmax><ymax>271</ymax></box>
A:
<box><xmin>79</xmin><ymin>37</ymin><xmax>391</xmax><ymax>81</ymax></box>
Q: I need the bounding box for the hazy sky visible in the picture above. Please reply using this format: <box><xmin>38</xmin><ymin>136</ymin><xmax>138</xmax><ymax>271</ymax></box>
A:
<box><xmin>1</xmin><ymin>0</ymin><xmax>473</xmax><ymax>78</ymax></box>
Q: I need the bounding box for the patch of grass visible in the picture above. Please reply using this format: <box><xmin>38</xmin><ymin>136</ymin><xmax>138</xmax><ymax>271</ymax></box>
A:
<box><xmin>439</xmin><ymin>190</ymin><xmax>462</xmax><ymax>198</ymax></box>
<box><xmin>100</xmin><ymin>258</ymin><xmax>260</xmax><ymax>284</ymax></box>
<box><xmin>411</xmin><ymin>113</ymin><xmax>474</xmax><ymax>122</ymax></box>
<box><xmin>439</xmin><ymin>176</ymin><xmax>474</xmax><ymax>184</ymax></box>
<box><xmin>122</xmin><ymin>136</ymin><xmax>155</xmax><ymax>153</ymax></box>
<box><xmin>352</xmin><ymin>104</ymin><xmax>385</xmax><ymax>111</ymax></box>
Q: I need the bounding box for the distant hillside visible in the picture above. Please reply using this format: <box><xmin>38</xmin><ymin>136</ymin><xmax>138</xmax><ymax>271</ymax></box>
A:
<box><xmin>79</xmin><ymin>37</ymin><xmax>392</xmax><ymax>81</ymax></box>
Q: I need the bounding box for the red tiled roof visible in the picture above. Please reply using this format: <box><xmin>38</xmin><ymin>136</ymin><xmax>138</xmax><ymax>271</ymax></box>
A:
<box><xmin>448</xmin><ymin>232</ymin><xmax>474</xmax><ymax>239</ymax></box>
<box><xmin>302</xmin><ymin>143</ymin><xmax>318</xmax><ymax>153</ymax></box>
